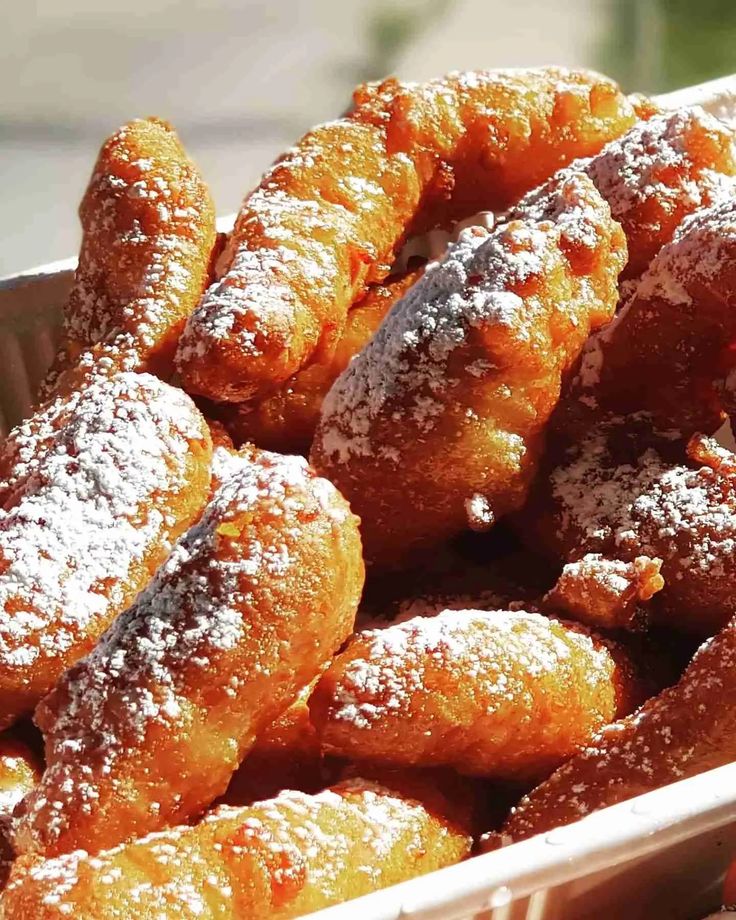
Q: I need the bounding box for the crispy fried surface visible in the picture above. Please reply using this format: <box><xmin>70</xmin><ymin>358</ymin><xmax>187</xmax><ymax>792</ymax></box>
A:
<box><xmin>521</xmin><ymin>417</ymin><xmax>736</xmax><ymax>636</ymax></box>
<box><xmin>41</xmin><ymin>119</ymin><xmax>216</xmax><ymax>399</ymax></box>
<box><xmin>14</xmin><ymin>449</ymin><xmax>363</xmax><ymax>858</ymax></box>
<box><xmin>542</xmin><ymin>553</ymin><xmax>664</xmax><ymax>631</ymax></box>
<box><xmin>570</xmin><ymin>194</ymin><xmax>736</xmax><ymax>436</ymax></box>
<box><xmin>0</xmin><ymin>373</ymin><xmax>211</xmax><ymax>727</ymax></box>
<box><xmin>311</xmin><ymin>173</ymin><xmax>626</xmax><ymax>568</ymax></box>
<box><xmin>176</xmin><ymin>68</ymin><xmax>637</xmax><ymax>403</ymax></box>
<box><xmin>502</xmin><ymin>608</ymin><xmax>736</xmax><ymax>842</ymax></box>
<box><xmin>309</xmin><ymin>608</ymin><xmax>645</xmax><ymax>782</ymax></box>
<box><xmin>213</xmin><ymin>270</ymin><xmax>422</xmax><ymax>455</ymax></box>
<box><xmin>4</xmin><ymin>777</ymin><xmax>471</xmax><ymax>920</ymax></box>
<box><xmin>511</xmin><ymin>107</ymin><xmax>736</xmax><ymax>279</ymax></box>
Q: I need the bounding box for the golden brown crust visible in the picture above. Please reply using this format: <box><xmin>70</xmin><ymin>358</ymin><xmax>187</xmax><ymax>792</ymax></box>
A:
<box><xmin>14</xmin><ymin>449</ymin><xmax>363</xmax><ymax>858</ymax></box>
<box><xmin>214</xmin><ymin>271</ymin><xmax>422</xmax><ymax>455</ymax></box>
<box><xmin>309</xmin><ymin>608</ymin><xmax>645</xmax><ymax>782</ymax></box>
<box><xmin>311</xmin><ymin>172</ymin><xmax>626</xmax><ymax>568</ymax></box>
<box><xmin>0</xmin><ymin>373</ymin><xmax>211</xmax><ymax>726</ymax></box>
<box><xmin>569</xmin><ymin>193</ymin><xmax>736</xmax><ymax>437</ymax></box>
<box><xmin>519</xmin><ymin>417</ymin><xmax>736</xmax><ymax>637</ymax></box>
<box><xmin>542</xmin><ymin>553</ymin><xmax>664</xmax><ymax>630</ymax></box>
<box><xmin>41</xmin><ymin>118</ymin><xmax>216</xmax><ymax>400</ymax></box>
<box><xmin>176</xmin><ymin>68</ymin><xmax>637</xmax><ymax>403</ymax></box>
<box><xmin>511</xmin><ymin>107</ymin><xmax>736</xmax><ymax>279</ymax></box>
<box><xmin>502</xmin><ymin>604</ymin><xmax>736</xmax><ymax>841</ymax></box>
<box><xmin>5</xmin><ymin>778</ymin><xmax>472</xmax><ymax>919</ymax></box>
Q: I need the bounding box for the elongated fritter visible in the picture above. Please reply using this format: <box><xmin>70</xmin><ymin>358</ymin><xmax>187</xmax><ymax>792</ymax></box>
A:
<box><xmin>0</xmin><ymin>372</ymin><xmax>211</xmax><ymax>726</ymax></box>
<box><xmin>41</xmin><ymin>118</ymin><xmax>217</xmax><ymax>399</ymax></box>
<box><xmin>309</xmin><ymin>608</ymin><xmax>645</xmax><ymax>782</ymax></box>
<box><xmin>14</xmin><ymin>449</ymin><xmax>363</xmax><ymax>858</ymax></box>
<box><xmin>311</xmin><ymin>172</ymin><xmax>626</xmax><ymax>568</ymax></box>
<box><xmin>176</xmin><ymin>67</ymin><xmax>638</xmax><ymax>403</ymax></box>
<box><xmin>503</xmin><ymin>608</ymin><xmax>736</xmax><ymax>841</ymax></box>
<box><xmin>5</xmin><ymin>776</ymin><xmax>472</xmax><ymax>919</ymax></box>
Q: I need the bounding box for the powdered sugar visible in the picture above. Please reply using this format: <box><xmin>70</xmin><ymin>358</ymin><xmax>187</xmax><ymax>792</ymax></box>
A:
<box><xmin>19</xmin><ymin>448</ymin><xmax>352</xmax><ymax>849</ymax></box>
<box><xmin>0</xmin><ymin>372</ymin><xmax>203</xmax><ymax>689</ymax></box>
<box><xmin>327</xmin><ymin>609</ymin><xmax>611</xmax><ymax>731</ymax></box>
<box><xmin>316</xmin><ymin>174</ymin><xmax>612</xmax><ymax>465</ymax></box>
<box><xmin>551</xmin><ymin>422</ymin><xmax>736</xmax><ymax>582</ymax></box>
<box><xmin>8</xmin><ymin>779</ymin><xmax>461</xmax><ymax>915</ymax></box>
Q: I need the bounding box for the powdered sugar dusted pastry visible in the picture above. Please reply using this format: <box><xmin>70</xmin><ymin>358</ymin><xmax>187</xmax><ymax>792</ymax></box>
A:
<box><xmin>176</xmin><ymin>67</ymin><xmax>638</xmax><ymax>403</ymax></box>
<box><xmin>521</xmin><ymin>417</ymin><xmax>736</xmax><ymax>636</ymax></box>
<box><xmin>5</xmin><ymin>776</ymin><xmax>471</xmax><ymax>919</ymax></box>
<box><xmin>0</xmin><ymin>372</ymin><xmax>211</xmax><ymax>726</ymax></box>
<box><xmin>41</xmin><ymin>118</ymin><xmax>217</xmax><ymax>399</ymax></box>
<box><xmin>15</xmin><ymin>448</ymin><xmax>363</xmax><ymax>857</ymax></box>
<box><xmin>542</xmin><ymin>553</ymin><xmax>664</xmax><ymax>630</ymax></box>
<box><xmin>503</xmin><ymin>605</ymin><xmax>736</xmax><ymax>841</ymax></box>
<box><xmin>311</xmin><ymin>172</ymin><xmax>626</xmax><ymax>568</ymax></box>
<box><xmin>569</xmin><ymin>194</ymin><xmax>736</xmax><ymax>437</ymax></box>
<box><xmin>510</xmin><ymin>106</ymin><xmax>736</xmax><ymax>279</ymax></box>
<box><xmin>309</xmin><ymin>608</ymin><xmax>645</xmax><ymax>781</ymax></box>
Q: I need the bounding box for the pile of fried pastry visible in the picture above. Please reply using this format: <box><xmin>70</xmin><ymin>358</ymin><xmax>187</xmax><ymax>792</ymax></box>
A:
<box><xmin>1</xmin><ymin>66</ymin><xmax>736</xmax><ymax>919</ymax></box>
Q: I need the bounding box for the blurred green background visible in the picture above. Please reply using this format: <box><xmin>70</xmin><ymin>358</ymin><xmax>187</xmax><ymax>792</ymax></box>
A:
<box><xmin>3</xmin><ymin>0</ymin><xmax>735</xmax><ymax>274</ymax></box>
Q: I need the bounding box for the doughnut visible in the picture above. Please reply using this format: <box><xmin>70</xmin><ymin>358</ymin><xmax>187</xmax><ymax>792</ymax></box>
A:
<box><xmin>520</xmin><ymin>416</ymin><xmax>736</xmax><ymax>636</ymax></box>
<box><xmin>570</xmin><ymin>193</ymin><xmax>736</xmax><ymax>437</ymax></box>
<box><xmin>14</xmin><ymin>448</ymin><xmax>363</xmax><ymax>858</ymax></box>
<box><xmin>309</xmin><ymin>608</ymin><xmax>646</xmax><ymax>782</ymax></box>
<box><xmin>41</xmin><ymin>117</ymin><xmax>217</xmax><ymax>399</ymax></box>
<box><xmin>510</xmin><ymin>106</ymin><xmax>736</xmax><ymax>280</ymax></box>
<box><xmin>311</xmin><ymin>171</ymin><xmax>626</xmax><ymax>568</ymax></box>
<box><xmin>4</xmin><ymin>775</ymin><xmax>472</xmax><ymax>919</ymax></box>
<box><xmin>0</xmin><ymin>372</ymin><xmax>211</xmax><ymax>726</ymax></box>
<box><xmin>213</xmin><ymin>269</ymin><xmax>422</xmax><ymax>455</ymax></box>
<box><xmin>502</xmin><ymin>606</ymin><xmax>736</xmax><ymax>841</ymax></box>
<box><xmin>175</xmin><ymin>67</ymin><xmax>639</xmax><ymax>403</ymax></box>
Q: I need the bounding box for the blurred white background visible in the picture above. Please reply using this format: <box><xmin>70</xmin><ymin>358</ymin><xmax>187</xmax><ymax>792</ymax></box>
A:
<box><xmin>3</xmin><ymin>0</ymin><xmax>735</xmax><ymax>274</ymax></box>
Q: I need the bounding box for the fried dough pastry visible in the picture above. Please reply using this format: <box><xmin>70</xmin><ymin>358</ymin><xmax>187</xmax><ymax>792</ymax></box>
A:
<box><xmin>4</xmin><ymin>776</ymin><xmax>472</xmax><ymax>919</ymax></box>
<box><xmin>542</xmin><ymin>553</ymin><xmax>664</xmax><ymax>631</ymax></box>
<box><xmin>309</xmin><ymin>609</ymin><xmax>645</xmax><ymax>782</ymax></box>
<box><xmin>570</xmin><ymin>193</ymin><xmax>736</xmax><ymax>437</ymax></box>
<box><xmin>214</xmin><ymin>270</ymin><xmax>422</xmax><ymax>455</ymax></box>
<box><xmin>522</xmin><ymin>417</ymin><xmax>736</xmax><ymax>636</ymax></box>
<box><xmin>41</xmin><ymin>118</ymin><xmax>216</xmax><ymax>399</ymax></box>
<box><xmin>176</xmin><ymin>67</ymin><xmax>638</xmax><ymax>403</ymax></box>
<box><xmin>311</xmin><ymin>172</ymin><xmax>626</xmax><ymax>567</ymax></box>
<box><xmin>0</xmin><ymin>372</ymin><xmax>211</xmax><ymax>726</ymax></box>
<box><xmin>502</xmin><ymin>608</ymin><xmax>736</xmax><ymax>841</ymax></box>
<box><xmin>15</xmin><ymin>448</ymin><xmax>363</xmax><ymax>858</ymax></box>
<box><xmin>510</xmin><ymin>106</ymin><xmax>736</xmax><ymax>279</ymax></box>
